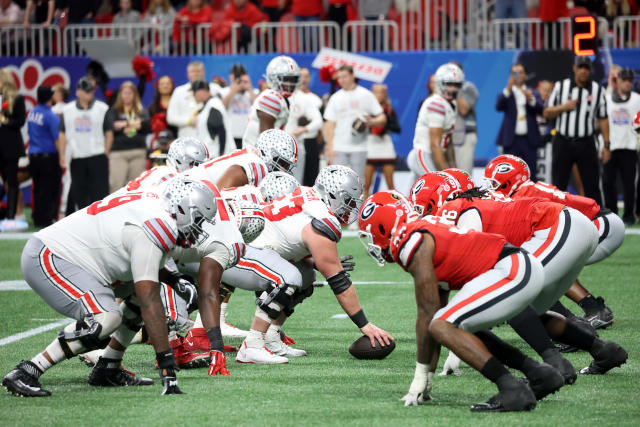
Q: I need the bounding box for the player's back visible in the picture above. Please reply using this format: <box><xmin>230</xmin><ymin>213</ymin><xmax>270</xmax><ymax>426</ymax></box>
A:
<box><xmin>391</xmin><ymin>215</ymin><xmax>506</xmax><ymax>290</ymax></box>
<box><xmin>515</xmin><ymin>181</ymin><xmax>600</xmax><ymax>220</ymax></box>
<box><xmin>243</xmin><ymin>89</ymin><xmax>289</xmax><ymax>148</ymax></box>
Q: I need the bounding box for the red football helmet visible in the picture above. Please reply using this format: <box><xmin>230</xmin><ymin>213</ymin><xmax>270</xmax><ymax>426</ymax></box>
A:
<box><xmin>358</xmin><ymin>190</ymin><xmax>416</xmax><ymax>266</ymax></box>
<box><xmin>483</xmin><ymin>154</ymin><xmax>531</xmax><ymax>197</ymax></box>
<box><xmin>409</xmin><ymin>172</ymin><xmax>461</xmax><ymax>217</ymax></box>
<box><xmin>443</xmin><ymin>168</ymin><xmax>476</xmax><ymax>191</ymax></box>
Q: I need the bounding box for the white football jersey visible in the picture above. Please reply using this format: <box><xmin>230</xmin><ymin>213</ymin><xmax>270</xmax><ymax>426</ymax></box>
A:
<box><xmin>252</xmin><ymin>186</ymin><xmax>342</xmax><ymax>262</ymax></box>
<box><xmin>179</xmin><ymin>147</ymin><xmax>268</xmax><ymax>189</ymax></box>
<box><xmin>36</xmin><ymin>191</ymin><xmax>176</xmax><ymax>287</ymax></box>
<box><xmin>413</xmin><ymin>93</ymin><xmax>457</xmax><ymax>152</ymax></box>
<box><xmin>220</xmin><ymin>184</ymin><xmax>265</xmax><ymax>204</ymax></box>
<box><xmin>110</xmin><ymin>165</ymin><xmax>177</xmax><ymax>198</ymax></box>
<box><xmin>242</xmin><ymin>89</ymin><xmax>289</xmax><ymax>148</ymax></box>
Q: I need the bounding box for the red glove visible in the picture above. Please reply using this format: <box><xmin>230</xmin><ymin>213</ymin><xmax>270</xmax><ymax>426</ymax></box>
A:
<box><xmin>207</xmin><ymin>350</ymin><xmax>230</xmax><ymax>376</ymax></box>
<box><xmin>282</xmin><ymin>334</ymin><xmax>295</xmax><ymax>346</ymax></box>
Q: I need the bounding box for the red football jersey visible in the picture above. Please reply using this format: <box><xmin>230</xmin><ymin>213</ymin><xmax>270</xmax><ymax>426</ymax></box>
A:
<box><xmin>390</xmin><ymin>216</ymin><xmax>506</xmax><ymax>290</ymax></box>
<box><xmin>513</xmin><ymin>181</ymin><xmax>600</xmax><ymax>220</ymax></box>
<box><xmin>438</xmin><ymin>196</ymin><xmax>564</xmax><ymax>246</ymax></box>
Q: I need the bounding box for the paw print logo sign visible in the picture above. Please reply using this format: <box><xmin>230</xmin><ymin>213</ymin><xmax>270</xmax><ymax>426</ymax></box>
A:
<box><xmin>4</xmin><ymin>59</ymin><xmax>71</xmax><ymax>111</ymax></box>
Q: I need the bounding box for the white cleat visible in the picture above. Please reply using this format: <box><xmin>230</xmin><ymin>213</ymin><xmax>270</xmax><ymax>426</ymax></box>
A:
<box><xmin>220</xmin><ymin>316</ymin><xmax>249</xmax><ymax>338</ymax></box>
<box><xmin>78</xmin><ymin>349</ymin><xmax>104</xmax><ymax>367</ymax></box>
<box><xmin>265</xmin><ymin>339</ymin><xmax>307</xmax><ymax>357</ymax></box>
<box><xmin>236</xmin><ymin>341</ymin><xmax>289</xmax><ymax>364</ymax></box>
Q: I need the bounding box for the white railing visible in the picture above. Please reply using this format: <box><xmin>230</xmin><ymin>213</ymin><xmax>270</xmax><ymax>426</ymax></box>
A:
<box><xmin>63</xmin><ymin>23</ymin><xmax>173</xmax><ymax>56</ymax></box>
<box><xmin>489</xmin><ymin>17</ymin><xmax>608</xmax><ymax>51</ymax></box>
<box><xmin>172</xmin><ymin>22</ymin><xmax>240</xmax><ymax>56</ymax></box>
<box><xmin>343</xmin><ymin>20</ymin><xmax>399</xmax><ymax>52</ymax></box>
<box><xmin>612</xmin><ymin>16</ymin><xmax>640</xmax><ymax>48</ymax></box>
<box><xmin>251</xmin><ymin>21</ymin><xmax>340</xmax><ymax>54</ymax></box>
<box><xmin>0</xmin><ymin>25</ymin><xmax>62</xmax><ymax>56</ymax></box>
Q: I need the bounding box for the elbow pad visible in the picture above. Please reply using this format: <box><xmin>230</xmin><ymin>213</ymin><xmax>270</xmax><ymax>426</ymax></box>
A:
<box><xmin>327</xmin><ymin>270</ymin><xmax>352</xmax><ymax>295</ymax></box>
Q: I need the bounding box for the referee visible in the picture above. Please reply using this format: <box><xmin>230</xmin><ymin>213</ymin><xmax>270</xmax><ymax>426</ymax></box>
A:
<box><xmin>543</xmin><ymin>56</ymin><xmax>609</xmax><ymax>206</ymax></box>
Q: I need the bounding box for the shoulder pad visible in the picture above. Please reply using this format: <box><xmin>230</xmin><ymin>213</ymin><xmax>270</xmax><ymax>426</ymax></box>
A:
<box><xmin>311</xmin><ymin>217</ymin><xmax>342</xmax><ymax>242</ymax></box>
<box><xmin>396</xmin><ymin>231</ymin><xmax>424</xmax><ymax>270</ymax></box>
<box><xmin>257</xmin><ymin>91</ymin><xmax>284</xmax><ymax>117</ymax></box>
<box><xmin>142</xmin><ymin>217</ymin><xmax>178</xmax><ymax>253</ymax></box>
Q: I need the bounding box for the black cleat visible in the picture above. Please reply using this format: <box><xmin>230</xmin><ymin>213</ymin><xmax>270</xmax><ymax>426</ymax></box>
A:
<box><xmin>580</xmin><ymin>341</ymin><xmax>628</xmax><ymax>375</ymax></box>
<box><xmin>470</xmin><ymin>380</ymin><xmax>536</xmax><ymax>412</ymax></box>
<box><xmin>2</xmin><ymin>361</ymin><xmax>51</xmax><ymax>397</ymax></box>
<box><xmin>543</xmin><ymin>349</ymin><xmax>577</xmax><ymax>385</ymax></box>
<box><xmin>581</xmin><ymin>297</ymin><xmax>614</xmax><ymax>329</ymax></box>
<box><xmin>88</xmin><ymin>357</ymin><xmax>154</xmax><ymax>387</ymax></box>
<box><xmin>554</xmin><ymin>342</ymin><xmax>579</xmax><ymax>353</ymax></box>
<box><xmin>523</xmin><ymin>362</ymin><xmax>565</xmax><ymax>400</ymax></box>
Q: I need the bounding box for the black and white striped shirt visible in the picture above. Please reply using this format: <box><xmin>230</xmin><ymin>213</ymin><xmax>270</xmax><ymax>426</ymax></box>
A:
<box><xmin>547</xmin><ymin>78</ymin><xmax>607</xmax><ymax>138</ymax></box>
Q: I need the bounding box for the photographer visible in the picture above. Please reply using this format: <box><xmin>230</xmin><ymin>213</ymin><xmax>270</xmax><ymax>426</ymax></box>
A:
<box><xmin>221</xmin><ymin>64</ymin><xmax>257</xmax><ymax>150</ymax></box>
<box><xmin>495</xmin><ymin>63</ymin><xmax>544</xmax><ymax>180</ymax></box>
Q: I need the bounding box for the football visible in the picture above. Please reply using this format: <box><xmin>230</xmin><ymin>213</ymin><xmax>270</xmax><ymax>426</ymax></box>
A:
<box><xmin>348</xmin><ymin>335</ymin><xmax>396</xmax><ymax>360</ymax></box>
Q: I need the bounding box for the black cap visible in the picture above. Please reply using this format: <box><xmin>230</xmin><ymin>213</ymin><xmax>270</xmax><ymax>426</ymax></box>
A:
<box><xmin>191</xmin><ymin>79</ymin><xmax>209</xmax><ymax>92</ymax></box>
<box><xmin>37</xmin><ymin>85</ymin><xmax>54</xmax><ymax>104</ymax></box>
<box><xmin>574</xmin><ymin>56</ymin><xmax>592</xmax><ymax>68</ymax></box>
<box><xmin>230</xmin><ymin>63</ymin><xmax>246</xmax><ymax>77</ymax></box>
<box><xmin>76</xmin><ymin>76</ymin><xmax>95</xmax><ymax>92</ymax></box>
<box><xmin>618</xmin><ymin>67</ymin><xmax>635</xmax><ymax>81</ymax></box>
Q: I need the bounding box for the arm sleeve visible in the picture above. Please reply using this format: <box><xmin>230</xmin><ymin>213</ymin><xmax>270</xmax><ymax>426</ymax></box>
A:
<box><xmin>124</xmin><ymin>224</ymin><xmax>165</xmax><ymax>283</ymax></box>
<box><xmin>255</xmin><ymin>91</ymin><xmax>282</xmax><ymax>118</ymax></box>
<box><xmin>457</xmin><ymin>209</ymin><xmax>483</xmax><ymax>232</ymax></box>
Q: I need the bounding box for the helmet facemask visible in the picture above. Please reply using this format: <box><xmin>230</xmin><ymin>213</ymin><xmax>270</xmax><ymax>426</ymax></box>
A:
<box><xmin>359</xmin><ymin>224</ymin><xmax>387</xmax><ymax>267</ymax></box>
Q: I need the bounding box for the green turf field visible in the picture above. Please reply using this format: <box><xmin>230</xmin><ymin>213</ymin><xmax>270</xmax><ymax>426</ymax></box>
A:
<box><xmin>0</xmin><ymin>235</ymin><xmax>638</xmax><ymax>426</ymax></box>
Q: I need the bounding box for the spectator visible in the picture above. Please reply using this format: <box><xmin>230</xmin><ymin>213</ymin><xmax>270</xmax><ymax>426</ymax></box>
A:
<box><xmin>543</xmin><ymin>56</ymin><xmax>609</xmax><ymax>206</ymax></box>
<box><xmin>327</xmin><ymin>0</ymin><xmax>351</xmax><ymax>29</ymax></box>
<box><xmin>23</xmin><ymin>0</ymin><xmax>55</xmax><ymax>27</ymax></box>
<box><xmin>285</xmin><ymin>67</ymin><xmax>323</xmax><ymax>184</ymax></box>
<box><xmin>575</xmin><ymin>0</ymin><xmax>607</xmax><ymax>16</ymax></box>
<box><xmin>192</xmin><ymin>79</ymin><xmax>233</xmax><ymax>157</ymax></box>
<box><xmin>495</xmin><ymin>63</ymin><xmax>544</xmax><ymax>181</ymax></box>
<box><xmin>225</xmin><ymin>0</ymin><xmax>268</xmax><ymax>52</ymax></box>
<box><xmin>606</xmin><ymin>0</ymin><xmax>636</xmax><ymax>45</ymax></box>
<box><xmin>604</xmin><ymin>67</ymin><xmax>640</xmax><ymax>225</ymax></box>
<box><xmin>359</xmin><ymin>0</ymin><xmax>392</xmax><ymax>50</ymax></box>
<box><xmin>451</xmin><ymin>61</ymin><xmax>479</xmax><ymax>174</ymax></box>
<box><xmin>110</xmin><ymin>0</ymin><xmax>143</xmax><ymax>14</ymax></box>
<box><xmin>27</xmin><ymin>86</ymin><xmax>62</xmax><ymax>227</ymax></box>
<box><xmin>292</xmin><ymin>0</ymin><xmax>323</xmax><ymax>50</ymax></box>
<box><xmin>167</xmin><ymin>60</ymin><xmax>220</xmax><ymax>138</ymax></box>
<box><xmin>221</xmin><ymin>64</ymin><xmax>258</xmax><ymax>150</ymax></box>
<box><xmin>172</xmin><ymin>0</ymin><xmax>212</xmax><ymax>49</ymax></box>
<box><xmin>58</xmin><ymin>77</ymin><xmax>111</xmax><ymax>212</ymax></box>
<box><xmin>144</xmin><ymin>0</ymin><xmax>175</xmax><ymax>26</ymax></box>
<box><xmin>262</xmin><ymin>0</ymin><xmax>288</xmax><ymax>22</ymax></box>
<box><xmin>494</xmin><ymin>0</ymin><xmax>527</xmax><ymax>18</ymax></box>
<box><xmin>364</xmin><ymin>83</ymin><xmax>400</xmax><ymax>199</ymax></box>
<box><xmin>112</xmin><ymin>0</ymin><xmax>140</xmax><ymax>24</ymax></box>
<box><xmin>57</xmin><ymin>0</ymin><xmax>101</xmax><ymax>23</ymax></box>
<box><xmin>0</xmin><ymin>0</ymin><xmax>23</xmax><ymax>25</ymax></box>
<box><xmin>0</xmin><ymin>67</ymin><xmax>26</xmax><ymax>221</ymax></box>
<box><xmin>539</xmin><ymin>0</ymin><xmax>568</xmax><ymax>49</ymax></box>
<box><xmin>323</xmin><ymin>65</ymin><xmax>386</xmax><ymax>185</ymax></box>
<box><xmin>148</xmin><ymin>75</ymin><xmax>177</xmax><ymax>139</ymax></box>
<box><xmin>105</xmin><ymin>81</ymin><xmax>150</xmax><ymax>193</ymax></box>
<box><xmin>50</xmin><ymin>83</ymin><xmax>71</xmax><ymax>218</ymax></box>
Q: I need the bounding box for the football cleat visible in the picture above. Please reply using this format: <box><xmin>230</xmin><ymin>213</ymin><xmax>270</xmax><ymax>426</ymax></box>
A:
<box><xmin>581</xmin><ymin>298</ymin><xmax>614</xmax><ymax>329</ymax></box>
<box><xmin>88</xmin><ymin>357</ymin><xmax>154</xmax><ymax>387</ymax></box>
<box><xmin>542</xmin><ymin>349</ymin><xmax>577</xmax><ymax>385</ymax></box>
<box><xmin>470</xmin><ymin>381</ymin><xmax>536</xmax><ymax>412</ymax></box>
<box><xmin>522</xmin><ymin>362</ymin><xmax>565</xmax><ymax>400</ymax></box>
<box><xmin>2</xmin><ymin>361</ymin><xmax>51</xmax><ymax>397</ymax></box>
<box><xmin>554</xmin><ymin>341</ymin><xmax>579</xmax><ymax>353</ymax></box>
<box><xmin>236</xmin><ymin>341</ymin><xmax>289</xmax><ymax>364</ymax></box>
<box><xmin>265</xmin><ymin>338</ymin><xmax>307</xmax><ymax>357</ymax></box>
<box><xmin>183</xmin><ymin>327</ymin><xmax>210</xmax><ymax>352</ymax></box>
<box><xmin>580</xmin><ymin>341</ymin><xmax>628</xmax><ymax>375</ymax></box>
<box><xmin>170</xmin><ymin>336</ymin><xmax>210</xmax><ymax>369</ymax></box>
<box><xmin>221</xmin><ymin>315</ymin><xmax>249</xmax><ymax>338</ymax></box>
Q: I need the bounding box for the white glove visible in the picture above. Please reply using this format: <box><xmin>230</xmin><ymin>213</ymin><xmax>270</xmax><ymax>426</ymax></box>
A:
<box><xmin>438</xmin><ymin>350</ymin><xmax>462</xmax><ymax>376</ymax></box>
<box><xmin>400</xmin><ymin>363</ymin><xmax>434</xmax><ymax>406</ymax></box>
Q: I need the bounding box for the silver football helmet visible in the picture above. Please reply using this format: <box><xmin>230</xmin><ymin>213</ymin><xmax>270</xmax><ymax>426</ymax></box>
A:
<box><xmin>314</xmin><ymin>165</ymin><xmax>363</xmax><ymax>225</ymax></box>
<box><xmin>228</xmin><ymin>198</ymin><xmax>265</xmax><ymax>244</ymax></box>
<box><xmin>164</xmin><ymin>177</ymin><xmax>217</xmax><ymax>247</ymax></box>
<box><xmin>167</xmin><ymin>137</ymin><xmax>209</xmax><ymax>173</ymax></box>
<box><xmin>434</xmin><ymin>63</ymin><xmax>464</xmax><ymax>101</ymax></box>
<box><xmin>258</xmin><ymin>171</ymin><xmax>300</xmax><ymax>202</ymax></box>
<box><xmin>265</xmin><ymin>55</ymin><xmax>301</xmax><ymax>96</ymax></box>
<box><xmin>256</xmin><ymin>129</ymin><xmax>298</xmax><ymax>174</ymax></box>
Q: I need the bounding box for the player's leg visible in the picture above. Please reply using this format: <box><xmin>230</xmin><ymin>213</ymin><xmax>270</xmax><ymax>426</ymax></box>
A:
<box><xmin>363</xmin><ymin>163</ymin><xmax>375</xmax><ymax>199</ymax></box>
<box><xmin>381</xmin><ymin>162</ymin><xmax>395</xmax><ymax>191</ymax></box>
<box><xmin>3</xmin><ymin>238</ymin><xmax>124</xmax><ymax>397</ymax></box>
<box><xmin>430</xmin><ymin>249</ymin><xmax>544</xmax><ymax>411</ymax></box>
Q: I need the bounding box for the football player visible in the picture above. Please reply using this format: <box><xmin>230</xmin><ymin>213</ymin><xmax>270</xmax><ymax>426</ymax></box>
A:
<box><xmin>484</xmin><ymin>154</ymin><xmax>624</xmax><ymax>329</ymax></box>
<box><xmin>242</xmin><ymin>56</ymin><xmax>300</xmax><ymax>148</ymax></box>
<box><xmin>359</xmin><ymin>191</ymin><xmax>548</xmax><ymax>412</ymax></box>
<box><xmin>408</xmin><ymin>63</ymin><xmax>463</xmax><ymax>177</ymax></box>
<box><xmin>2</xmin><ymin>178</ymin><xmax>217</xmax><ymax>397</ymax></box>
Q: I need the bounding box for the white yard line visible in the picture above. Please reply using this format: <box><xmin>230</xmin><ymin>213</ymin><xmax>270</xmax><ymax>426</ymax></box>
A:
<box><xmin>0</xmin><ymin>319</ymin><xmax>71</xmax><ymax>347</ymax></box>
<box><xmin>0</xmin><ymin>280</ymin><xmax>30</xmax><ymax>290</ymax></box>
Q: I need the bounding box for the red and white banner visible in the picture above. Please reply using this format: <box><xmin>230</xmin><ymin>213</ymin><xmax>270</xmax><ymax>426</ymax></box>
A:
<box><xmin>311</xmin><ymin>48</ymin><xmax>392</xmax><ymax>83</ymax></box>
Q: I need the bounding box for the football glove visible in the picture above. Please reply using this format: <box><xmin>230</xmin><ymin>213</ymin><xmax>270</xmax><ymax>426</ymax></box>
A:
<box><xmin>340</xmin><ymin>255</ymin><xmax>355</xmax><ymax>272</ymax></box>
<box><xmin>438</xmin><ymin>350</ymin><xmax>462</xmax><ymax>376</ymax></box>
<box><xmin>207</xmin><ymin>350</ymin><xmax>230</xmax><ymax>376</ymax></box>
<box><xmin>157</xmin><ymin>350</ymin><xmax>183</xmax><ymax>395</ymax></box>
<box><xmin>401</xmin><ymin>363</ymin><xmax>433</xmax><ymax>406</ymax></box>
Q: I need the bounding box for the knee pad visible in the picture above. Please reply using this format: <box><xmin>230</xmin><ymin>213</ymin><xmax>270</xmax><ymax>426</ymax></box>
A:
<box><xmin>220</xmin><ymin>283</ymin><xmax>236</xmax><ymax>300</ymax></box>
<box><xmin>284</xmin><ymin>285</ymin><xmax>315</xmax><ymax>317</ymax></box>
<box><xmin>112</xmin><ymin>300</ymin><xmax>145</xmax><ymax>347</ymax></box>
<box><xmin>57</xmin><ymin>312</ymin><xmax>122</xmax><ymax>358</ymax></box>
<box><xmin>255</xmin><ymin>284</ymin><xmax>295</xmax><ymax>321</ymax></box>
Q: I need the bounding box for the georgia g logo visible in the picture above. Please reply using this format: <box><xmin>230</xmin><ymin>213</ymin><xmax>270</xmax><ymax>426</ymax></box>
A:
<box><xmin>360</xmin><ymin>201</ymin><xmax>376</xmax><ymax>221</ymax></box>
<box><xmin>496</xmin><ymin>163</ymin><xmax>515</xmax><ymax>174</ymax></box>
<box><xmin>411</xmin><ymin>179</ymin><xmax>425</xmax><ymax>196</ymax></box>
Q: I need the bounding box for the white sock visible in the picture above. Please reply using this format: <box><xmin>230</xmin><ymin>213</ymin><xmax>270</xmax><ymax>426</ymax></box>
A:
<box><xmin>193</xmin><ymin>312</ymin><xmax>203</xmax><ymax>329</ymax></box>
<box><xmin>31</xmin><ymin>353</ymin><xmax>52</xmax><ymax>375</ymax></box>
<box><xmin>265</xmin><ymin>324</ymin><xmax>281</xmax><ymax>341</ymax></box>
<box><xmin>220</xmin><ymin>303</ymin><xmax>228</xmax><ymax>318</ymax></box>
<box><xmin>245</xmin><ymin>329</ymin><xmax>265</xmax><ymax>348</ymax></box>
<box><xmin>102</xmin><ymin>346</ymin><xmax>124</xmax><ymax>361</ymax></box>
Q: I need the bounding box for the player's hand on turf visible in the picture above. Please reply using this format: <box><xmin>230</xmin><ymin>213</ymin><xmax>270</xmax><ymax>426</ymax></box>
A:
<box><xmin>400</xmin><ymin>391</ymin><xmax>427</xmax><ymax>406</ymax></box>
<box><xmin>339</xmin><ymin>255</ymin><xmax>355</xmax><ymax>272</ymax></box>
<box><xmin>160</xmin><ymin>367</ymin><xmax>183</xmax><ymax>395</ymax></box>
<box><xmin>438</xmin><ymin>350</ymin><xmax>462</xmax><ymax>376</ymax></box>
<box><xmin>360</xmin><ymin>323</ymin><xmax>393</xmax><ymax>347</ymax></box>
<box><xmin>207</xmin><ymin>350</ymin><xmax>230</xmax><ymax>376</ymax></box>
<box><xmin>402</xmin><ymin>368</ymin><xmax>433</xmax><ymax>406</ymax></box>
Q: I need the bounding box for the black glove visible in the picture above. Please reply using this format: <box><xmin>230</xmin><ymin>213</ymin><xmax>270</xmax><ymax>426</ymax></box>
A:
<box><xmin>340</xmin><ymin>255</ymin><xmax>355</xmax><ymax>272</ymax></box>
<box><xmin>157</xmin><ymin>350</ymin><xmax>183</xmax><ymax>395</ymax></box>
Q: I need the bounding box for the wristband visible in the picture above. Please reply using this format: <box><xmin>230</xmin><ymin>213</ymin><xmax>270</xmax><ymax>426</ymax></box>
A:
<box><xmin>156</xmin><ymin>350</ymin><xmax>178</xmax><ymax>370</ymax></box>
<box><xmin>206</xmin><ymin>326</ymin><xmax>224</xmax><ymax>352</ymax></box>
<box><xmin>349</xmin><ymin>309</ymin><xmax>368</xmax><ymax>328</ymax></box>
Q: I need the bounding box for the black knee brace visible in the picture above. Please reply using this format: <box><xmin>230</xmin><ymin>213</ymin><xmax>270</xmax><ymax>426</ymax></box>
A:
<box><xmin>256</xmin><ymin>284</ymin><xmax>294</xmax><ymax>320</ymax></box>
<box><xmin>283</xmin><ymin>285</ymin><xmax>315</xmax><ymax>317</ymax></box>
<box><xmin>57</xmin><ymin>315</ymin><xmax>108</xmax><ymax>358</ymax></box>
